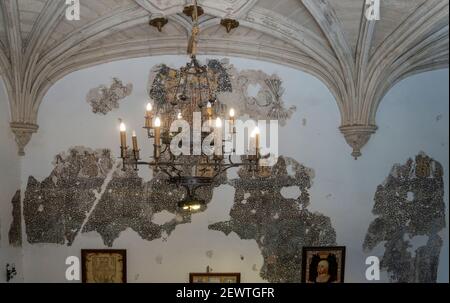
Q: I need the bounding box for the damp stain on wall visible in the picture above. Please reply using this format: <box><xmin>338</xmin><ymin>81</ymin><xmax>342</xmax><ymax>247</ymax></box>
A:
<box><xmin>363</xmin><ymin>152</ymin><xmax>446</xmax><ymax>283</ymax></box>
<box><xmin>209</xmin><ymin>157</ymin><xmax>336</xmax><ymax>282</ymax></box>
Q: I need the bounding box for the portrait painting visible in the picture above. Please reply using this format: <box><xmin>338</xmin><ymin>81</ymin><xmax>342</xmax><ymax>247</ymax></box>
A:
<box><xmin>189</xmin><ymin>273</ymin><xmax>241</xmax><ymax>283</ymax></box>
<box><xmin>81</xmin><ymin>249</ymin><xmax>127</xmax><ymax>283</ymax></box>
<box><xmin>301</xmin><ymin>246</ymin><xmax>346</xmax><ymax>283</ymax></box>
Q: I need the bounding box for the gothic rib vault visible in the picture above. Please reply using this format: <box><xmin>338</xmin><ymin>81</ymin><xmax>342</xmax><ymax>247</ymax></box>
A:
<box><xmin>0</xmin><ymin>0</ymin><xmax>448</xmax><ymax>157</ymax></box>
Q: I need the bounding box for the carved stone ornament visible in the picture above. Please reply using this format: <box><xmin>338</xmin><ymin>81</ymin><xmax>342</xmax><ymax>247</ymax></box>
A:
<box><xmin>339</xmin><ymin>125</ymin><xmax>378</xmax><ymax>160</ymax></box>
<box><xmin>183</xmin><ymin>4</ymin><xmax>204</xmax><ymax>20</ymax></box>
<box><xmin>220</xmin><ymin>18</ymin><xmax>240</xmax><ymax>33</ymax></box>
<box><xmin>149</xmin><ymin>16</ymin><xmax>168</xmax><ymax>32</ymax></box>
<box><xmin>10</xmin><ymin>122</ymin><xmax>39</xmax><ymax>156</ymax></box>
<box><xmin>1</xmin><ymin>0</ymin><xmax>446</xmax><ymax>159</ymax></box>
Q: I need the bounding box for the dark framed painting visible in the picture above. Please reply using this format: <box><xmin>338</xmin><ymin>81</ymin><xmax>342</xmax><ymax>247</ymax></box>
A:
<box><xmin>301</xmin><ymin>246</ymin><xmax>346</xmax><ymax>283</ymax></box>
<box><xmin>189</xmin><ymin>273</ymin><xmax>241</xmax><ymax>283</ymax></box>
<box><xmin>81</xmin><ymin>249</ymin><xmax>127</xmax><ymax>283</ymax></box>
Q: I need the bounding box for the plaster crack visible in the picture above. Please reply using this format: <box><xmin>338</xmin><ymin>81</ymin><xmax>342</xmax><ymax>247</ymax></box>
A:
<box><xmin>76</xmin><ymin>161</ymin><xmax>121</xmax><ymax>240</ymax></box>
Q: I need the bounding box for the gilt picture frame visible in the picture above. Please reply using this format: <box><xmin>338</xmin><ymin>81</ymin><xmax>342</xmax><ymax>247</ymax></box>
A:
<box><xmin>81</xmin><ymin>249</ymin><xmax>127</xmax><ymax>283</ymax></box>
<box><xmin>301</xmin><ymin>246</ymin><xmax>346</xmax><ymax>283</ymax></box>
<box><xmin>189</xmin><ymin>273</ymin><xmax>241</xmax><ymax>283</ymax></box>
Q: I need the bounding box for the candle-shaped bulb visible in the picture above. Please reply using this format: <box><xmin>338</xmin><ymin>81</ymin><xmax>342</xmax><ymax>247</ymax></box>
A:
<box><xmin>206</xmin><ymin>101</ymin><xmax>213</xmax><ymax>117</ymax></box>
<box><xmin>177</xmin><ymin>112</ymin><xmax>182</xmax><ymax>120</ymax></box>
<box><xmin>251</xmin><ymin>126</ymin><xmax>260</xmax><ymax>138</ymax></box>
<box><xmin>229</xmin><ymin>108</ymin><xmax>236</xmax><ymax>134</ymax></box>
<box><xmin>132</xmin><ymin>130</ymin><xmax>139</xmax><ymax>159</ymax></box>
<box><xmin>154</xmin><ymin>117</ymin><xmax>161</xmax><ymax>159</ymax></box>
<box><xmin>145</xmin><ymin>103</ymin><xmax>153</xmax><ymax>128</ymax></box>
<box><xmin>229</xmin><ymin>108</ymin><xmax>235</xmax><ymax>118</ymax></box>
<box><xmin>119</xmin><ymin>122</ymin><xmax>127</xmax><ymax>158</ymax></box>
<box><xmin>251</xmin><ymin>126</ymin><xmax>260</xmax><ymax>158</ymax></box>
<box><xmin>216</xmin><ymin>117</ymin><xmax>222</xmax><ymax>128</ymax></box>
<box><xmin>155</xmin><ymin>117</ymin><xmax>161</xmax><ymax>127</ymax></box>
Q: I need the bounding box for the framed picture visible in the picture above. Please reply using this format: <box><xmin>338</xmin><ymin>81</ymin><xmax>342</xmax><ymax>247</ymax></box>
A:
<box><xmin>81</xmin><ymin>249</ymin><xmax>127</xmax><ymax>283</ymax></box>
<box><xmin>189</xmin><ymin>273</ymin><xmax>241</xmax><ymax>283</ymax></box>
<box><xmin>301</xmin><ymin>246</ymin><xmax>346</xmax><ymax>283</ymax></box>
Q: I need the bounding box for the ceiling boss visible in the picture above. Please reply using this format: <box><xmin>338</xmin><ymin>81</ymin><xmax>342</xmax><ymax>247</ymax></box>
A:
<box><xmin>118</xmin><ymin>0</ymin><xmax>265</xmax><ymax>212</ymax></box>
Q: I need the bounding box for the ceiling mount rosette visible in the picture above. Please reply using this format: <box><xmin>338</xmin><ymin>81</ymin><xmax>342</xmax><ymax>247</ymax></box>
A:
<box><xmin>135</xmin><ymin>0</ymin><xmax>258</xmax><ymax>17</ymax></box>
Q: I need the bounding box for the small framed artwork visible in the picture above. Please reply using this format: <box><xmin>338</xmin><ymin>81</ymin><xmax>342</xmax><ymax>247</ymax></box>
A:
<box><xmin>301</xmin><ymin>246</ymin><xmax>346</xmax><ymax>283</ymax></box>
<box><xmin>190</xmin><ymin>273</ymin><xmax>241</xmax><ymax>283</ymax></box>
<box><xmin>81</xmin><ymin>249</ymin><xmax>127</xmax><ymax>283</ymax></box>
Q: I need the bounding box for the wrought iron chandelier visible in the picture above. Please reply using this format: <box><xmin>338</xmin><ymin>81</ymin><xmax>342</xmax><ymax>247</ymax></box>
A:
<box><xmin>118</xmin><ymin>0</ymin><xmax>263</xmax><ymax>211</ymax></box>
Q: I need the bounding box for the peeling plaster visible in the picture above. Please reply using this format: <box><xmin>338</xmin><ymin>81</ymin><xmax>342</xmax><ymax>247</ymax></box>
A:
<box><xmin>8</xmin><ymin>190</ymin><xmax>22</xmax><ymax>247</ymax></box>
<box><xmin>22</xmin><ymin>150</ymin><xmax>338</xmax><ymax>283</ymax></box>
<box><xmin>23</xmin><ymin>147</ymin><xmax>221</xmax><ymax>247</ymax></box>
<box><xmin>363</xmin><ymin>152</ymin><xmax>446</xmax><ymax>283</ymax></box>
<box><xmin>148</xmin><ymin>58</ymin><xmax>296</xmax><ymax>125</ymax></box>
<box><xmin>86</xmin><ymin>78</ymin><xmax>133</xmax><ymax>115</ymax></box>
<box><xmin>209</xmin><ymin>156</ymin><xmax>336</xmax><ymax>282</ymax></box>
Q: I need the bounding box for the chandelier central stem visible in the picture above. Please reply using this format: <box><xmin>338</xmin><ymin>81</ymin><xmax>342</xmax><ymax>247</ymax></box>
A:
<box><xmin>187</xmin><ymin>0</ymin><xmax>200</xmax><ymax>57</ymax></box>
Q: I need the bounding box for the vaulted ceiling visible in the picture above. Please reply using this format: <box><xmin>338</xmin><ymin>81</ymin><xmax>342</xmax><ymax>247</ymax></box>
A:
<box><xmin>0</xmin><ymin>0</ymin><xmax>448</xmax><ymax>157</ymax></box>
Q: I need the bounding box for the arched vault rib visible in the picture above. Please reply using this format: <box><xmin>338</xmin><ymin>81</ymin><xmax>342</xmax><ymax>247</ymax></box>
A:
<box><xmin>2</xmin><ymin>0</ymin><xmax>448</xmax><ymax>158</ymax></box>
<box><xmin>23</xmin><ymin>1</ymin><xmax>66</xmax><ymax>119</ymax></box>
<box><xmin>369</xmin><ymin>36</ymin><xmax>449</xmax><ymax>124</ymax></box>
<box><xmin>363</xmin><ymin>1</ymin><xmax>449</xmax><ymax>127</ymax></box>
<box><xmin>196</xmin><ymin>11</ymin><xmax>348</xmax><ymax>114</ymax></box>
<box><xmin>32</xmin><ymin>37</ymin><xmax>344</xmax><ymax>130</ymax></box>
<box><xmin>29</xmin><ymin>6</ymin><xmax>348</xmax><ymax>129</ymax></box>
<box><xmin>300</xmin><ymin>0</ymin><xmax>449</xmax><ymax>159</ymax></box>
<box><xmin>0</xmin><ymin>45</ymin><xmax>12</xmax><ymax>90</ymax></box>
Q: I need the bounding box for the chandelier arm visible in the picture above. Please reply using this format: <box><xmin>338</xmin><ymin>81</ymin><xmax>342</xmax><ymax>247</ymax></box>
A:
<box><xmin>169</xmin><ymin>165</ymin><xmax>183</xmax><ymax>177</ymax></box>
<box><xmin>210</xmin><ymin>161</ymin><xmax>253</xmax><ymax>180</ymax></box>
<box><xmin>160</xmin><ymin>167</ymin><xmax>177</xmax><ymax>179</ymax></box>
<box><xmin>133</xmin><ymin>160</ymin><xmax>255</xmax><ymax>168</ymax></box>
<box><xmin>160</xmin><ymin>143</ymin><xmax>169</xmax><ymax>154</ymax></box>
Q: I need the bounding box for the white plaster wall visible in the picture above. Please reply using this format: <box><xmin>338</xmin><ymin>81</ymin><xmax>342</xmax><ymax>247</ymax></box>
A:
<box><xmin>0</xmin><ymin>78</ymin><xmax>23</xmax><ymax>283</ymax></box>
<box><xmin>18</xmin><ymin>56</ymin><xmax>449</xmax><ymax>283</ymax></box>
